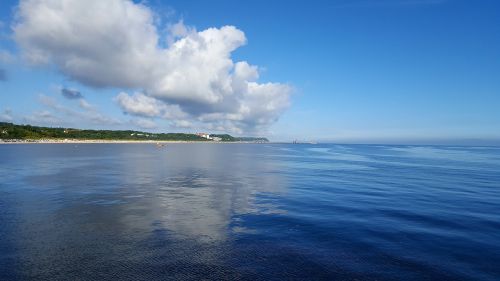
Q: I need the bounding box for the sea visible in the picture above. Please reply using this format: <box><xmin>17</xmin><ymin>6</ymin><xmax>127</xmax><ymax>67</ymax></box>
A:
<box><xmin>0</xmin><ymin>143</ymin><xmax>499</xmax><ymax>280</ymax></box>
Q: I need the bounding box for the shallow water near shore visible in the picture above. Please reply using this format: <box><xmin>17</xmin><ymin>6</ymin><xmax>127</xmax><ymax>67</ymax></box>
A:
<box><xmin>1</xmin><ymin>143</ymin><xmax>499</xmax><ymax>280</ymax></box>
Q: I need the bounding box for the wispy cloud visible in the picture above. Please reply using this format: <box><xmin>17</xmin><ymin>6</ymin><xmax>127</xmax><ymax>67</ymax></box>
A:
<box><xmin>0</xmin><ymin>108</ymin><xmax>13</xmax><ymax>121</ymax></box>
<box><xmin>0</xmin><ymin>49</ymin><xmax>14</xmax><ymax>82</ymax></box>
<box><xmin>131</xmin><ymin>118</ymin><xmax>157</xmax><ymax>129</ymax></box>
<box><xmin>38</xmin><ymin>94</ymin><xmax>122</xmax><ymax>126</ymax></box>
<box><xmin>60</xmin><ymin>87</ymin><xmax>83</xmax><ymax>99</ymax></box>
<box><xmin>0</xmin><ymin>49</ymin><xmax>15</xmax><ymax>63</ymax></box>
<box><xmin>78</xmin><ymin>99</ymin><xmax>92</xmax><ymax>110</ymax></box>
<box><xmin>23</xmin><ymin>110</ymin><xmax>62</xmax><ymax>125</ymax></box>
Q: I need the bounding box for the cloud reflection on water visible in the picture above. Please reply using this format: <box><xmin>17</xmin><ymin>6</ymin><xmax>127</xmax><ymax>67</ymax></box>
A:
<box><xmin>0</xmin><ymin>144</ymin><xmax>289</xmax><ymax>278</ymax></box>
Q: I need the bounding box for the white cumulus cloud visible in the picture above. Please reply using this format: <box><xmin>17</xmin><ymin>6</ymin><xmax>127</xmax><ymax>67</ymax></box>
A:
<box><xmin>13</xmin><ymin>0</ymin><xmax>291</xmax><ymax>133</ymax></box>
<box><xmin>114</xmin><ymin>92</ymin><xmax>187</xmax><ymax>120</ymax></box>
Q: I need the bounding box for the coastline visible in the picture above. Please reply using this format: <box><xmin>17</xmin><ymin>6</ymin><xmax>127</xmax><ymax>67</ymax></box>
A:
<box><xmin>0</xmin><ymin>139</ymin><xmax>270</xmax><ymax>144</ymax></box>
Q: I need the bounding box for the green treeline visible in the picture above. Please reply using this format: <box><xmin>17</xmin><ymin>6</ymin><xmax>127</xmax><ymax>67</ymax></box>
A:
<box><xmin>209</xmin><ymin>134</ymin><xmax>268</xmax><ymax>142</ymax></box>
<box><xmin>0</xmin><ymin>122</ymin><xmax>268</xmax><ymax>142</ymax></box>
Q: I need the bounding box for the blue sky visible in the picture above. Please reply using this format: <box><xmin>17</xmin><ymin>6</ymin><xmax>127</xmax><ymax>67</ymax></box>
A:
<box><xmin>0</xmin><ymin>0</ymin><xmax>499</xmax><ymax>144</ymax></box>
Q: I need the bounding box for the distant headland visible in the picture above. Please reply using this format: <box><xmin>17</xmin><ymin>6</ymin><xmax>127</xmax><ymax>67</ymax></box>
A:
<box><xmin>0</xmin><ymin>122</ymin><xmax>269</xmax><ymax>143</ymax></box>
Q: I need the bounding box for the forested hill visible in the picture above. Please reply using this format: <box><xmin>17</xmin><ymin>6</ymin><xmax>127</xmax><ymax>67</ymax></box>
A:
<box><xmin>0</xmin><ymin>122</ymin><xmax>269</xmax><ymax>142</ymax></box>
<box><xmin>209</xmin><ymin>134</ymin><xmax>269</xmax><ymax>142</ymax></box>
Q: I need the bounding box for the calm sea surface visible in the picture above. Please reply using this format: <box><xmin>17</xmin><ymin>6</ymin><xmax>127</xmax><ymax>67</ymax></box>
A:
<box><xmin>0</xmin><ymin>143</ymin><xmax>499</xmax><ymax>280</ymax></box>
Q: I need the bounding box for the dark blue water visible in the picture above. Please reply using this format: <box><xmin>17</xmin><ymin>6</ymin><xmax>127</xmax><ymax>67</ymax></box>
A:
<box><xmin>1</xmin><ymin>143</ymin><xmax>499</xmax><ymax>280</ymax></box>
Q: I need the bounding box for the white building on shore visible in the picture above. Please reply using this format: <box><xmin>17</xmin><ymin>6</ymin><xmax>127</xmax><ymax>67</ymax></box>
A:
<box><xmin>196</xmin><ymin>133</ymin><xmax>211</xmax><ymax>140</ymax></box>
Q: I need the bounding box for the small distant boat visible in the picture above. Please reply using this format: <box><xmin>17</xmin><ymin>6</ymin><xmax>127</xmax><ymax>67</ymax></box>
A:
<box><xmin>155</xmin><ymin>142</ymin><xmax>166</xmax><ymax>148</ymax></box>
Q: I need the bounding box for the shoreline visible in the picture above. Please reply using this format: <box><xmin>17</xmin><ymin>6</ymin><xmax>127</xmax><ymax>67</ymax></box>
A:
<box><xmin>0</xmin><ymin>139</ymin><xmax>270</xmax><ymax>144</ymax></box>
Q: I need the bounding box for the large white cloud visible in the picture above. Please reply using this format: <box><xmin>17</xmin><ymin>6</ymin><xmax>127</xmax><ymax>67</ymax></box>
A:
<box><xmin>14</xmin><ymin>0</ymin><xmax>158</xmax><ymax>88</ymax></box>
<box><xmin>13</xmin><ymin>0</ymin><xmax>291</xmax><ymax>133</ymax></box>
